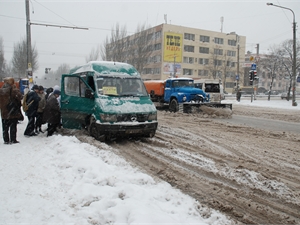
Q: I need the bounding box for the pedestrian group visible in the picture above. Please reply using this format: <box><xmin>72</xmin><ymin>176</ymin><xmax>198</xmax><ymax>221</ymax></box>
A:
<box><xmin>0</xmin><ymin>77</ymin><xmax>61</xmax><ymax>144</ymax></box>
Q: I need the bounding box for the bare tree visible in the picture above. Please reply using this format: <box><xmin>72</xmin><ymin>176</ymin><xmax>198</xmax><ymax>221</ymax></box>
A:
<box><xmin>0</xmin><ymin>37</ymin><xmax>5</xmax><ymax>80</ymax></box>
<box><xmin>86</xmin><ymin>46</ymin><xmax>100</xmax><ymax>62</ymax></box>
<box><xmin>261</xmin><ymin>45</ymin><xmax>283</xmax><ymax>101</ymax></box>
<box><xmin>102</xmin><ymin>23</ymin><xmax>128</xmax><ymax>62</ymax></box>
<box><xmin>100</xmin><ymin>22</ymin><xmax>154</xmax><ymax>72</ymax></box>
<box><xmin>55</xmin><ymin>63</ymin><xmax>70</xmax><ymax>76</ymax></box>
<box><xmin>11</xmin><ymin>37</ymin><xmax>38</xmax><ymax>78</ymax></box>
<box><xmin>129</xmin><ymin>23</ymin><xmax>153</xmax><ymax>72</ymax></box>
<box><xmin>219</xmin><ymin>53</ymin><xmax>235</xmax><ymax>89</ymax></box>
<box><xmin>278</xmin><ymin>39</ymin><xmax>300</xmax><ymax>99</ymax></box>
<box><xmin>206</xmin><ymin>46</ymin><xmax>226</xmax><ymax>79</ymax></box>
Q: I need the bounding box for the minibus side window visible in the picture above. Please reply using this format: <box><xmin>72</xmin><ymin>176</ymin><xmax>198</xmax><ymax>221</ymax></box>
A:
<box><xmin>65</xmin><ymin>77</ymin><xmax>80</xmax><ymax>97</ymax></box>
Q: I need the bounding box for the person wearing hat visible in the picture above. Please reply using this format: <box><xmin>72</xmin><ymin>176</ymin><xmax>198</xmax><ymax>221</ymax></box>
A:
<box><xmin>24</xmin><ymin>84</ymin><xmax>41</xmax><ymax>136</ymax></box>
<box><xmin>42</xmin><ymin>89</ymin><xmax>61</xmax><ymax>137</ymax></box>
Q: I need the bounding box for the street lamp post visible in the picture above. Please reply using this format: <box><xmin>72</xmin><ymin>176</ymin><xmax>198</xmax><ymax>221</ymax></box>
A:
<box><xmin>267</xmin><ymin>3</ymin><xmax>297</xmax><ymax>106</ymax></box>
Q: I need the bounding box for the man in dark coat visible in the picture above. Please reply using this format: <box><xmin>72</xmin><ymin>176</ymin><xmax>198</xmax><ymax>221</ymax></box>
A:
<box><xmin>236</xmin><ymin>89</ymin><xmax>242</xmax><ymax>102</ymax></box>
<box><xmin>0</xmin><ymin>77</ymin><xmax>23</xmax><ymax>144</ymax></box>
<box><xmin>43</xmin><ymin>89</ymin><xmax>61</xmax><ymax>137</ymax></box>
<box><xmin>24</xmin><ymin>85</ymin><xmax>41</xmax><ymax>136</ymax></box>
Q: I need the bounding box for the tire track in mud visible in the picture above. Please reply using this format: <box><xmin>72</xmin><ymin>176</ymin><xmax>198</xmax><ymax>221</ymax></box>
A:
<box><xmin>105</xmin><ymin>117</ymin><xmax>300</xmax><ymax>224</ymax></box>
<box><xmin>67</xmin><ymin>108</ymin><xmax>300</xmax><ymax>224</ymax></box>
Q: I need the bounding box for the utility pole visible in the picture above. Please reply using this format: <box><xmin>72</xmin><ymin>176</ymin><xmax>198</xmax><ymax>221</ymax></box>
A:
<box><xmin>24</xmin><ymin>0</ymin><xmax>88</xmax><ymax>85</ymax></box>
<box><xmin>173</xmin><ymin>55</ymin><xmax>176</xmax><ymax>77</ymax></box>
<box><xmin>254</xmin><ymin>43</ymin><xmax>259</xmax><ymax>100</ymax></box>
<box><xmin>237</xmin><ymin>36</ymin><xmax>240</xmax><ymax>90</ymax></box>
<box><xmin>25</xmin><ymin>0</ymin><xmax>32</xmax><ymax>83</ymax></box>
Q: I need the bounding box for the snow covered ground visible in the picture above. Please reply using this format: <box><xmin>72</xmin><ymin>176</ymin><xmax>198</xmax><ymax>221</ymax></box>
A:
<box><xmin>0</xmin><ymin>99</ymin><xmax>298</xmax><ymax>224</ymax></box>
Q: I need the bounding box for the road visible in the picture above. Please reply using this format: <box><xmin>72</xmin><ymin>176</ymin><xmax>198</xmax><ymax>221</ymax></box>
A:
<box><xmin>217</xmin><ymin>115</ymin><xmax>300</xmax><ymax>134</ymax></box>
<box><xmin>70</xmin><ymin>104</ymin><xmax>300</xmax><ymax>224</ymax></box>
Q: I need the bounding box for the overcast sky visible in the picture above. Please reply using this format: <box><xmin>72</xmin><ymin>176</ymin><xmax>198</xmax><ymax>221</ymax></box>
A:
<box><xmin>1</xmin><ymin>0</ymin><xmax>299</xmax><ymax>79</ymax></box>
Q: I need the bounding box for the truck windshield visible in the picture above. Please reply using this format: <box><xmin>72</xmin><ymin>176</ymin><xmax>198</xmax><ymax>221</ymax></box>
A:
<box><xmin>96</xmin><ymin>77</ymin><xmax>148</xmax><ymax>97</ymax></box>
<box><xmin>205</xmin><ymin>83</ymin><xmax>220</xmax><ymax>93</ymax></box>
<box><xmin>172</xmin><ymin>80</ymin><xmax>194</xmax><ymax>88</ymax></box>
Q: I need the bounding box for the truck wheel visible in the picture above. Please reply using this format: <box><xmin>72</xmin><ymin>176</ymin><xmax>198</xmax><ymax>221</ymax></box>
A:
<box><xmin>169</xmin><ymin>99</ymin><xmax>179</xmax><ymax>112</ymax></box>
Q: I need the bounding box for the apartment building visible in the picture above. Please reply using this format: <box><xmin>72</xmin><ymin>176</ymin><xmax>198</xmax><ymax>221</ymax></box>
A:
<box><xmin>132</xmin><ymin>23</ymin><xmax>246</xmax><ymax>93</ymax></box>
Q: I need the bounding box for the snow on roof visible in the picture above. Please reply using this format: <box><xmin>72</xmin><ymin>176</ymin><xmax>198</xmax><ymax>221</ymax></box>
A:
<box><xmin>69</xmin><ymin>61</ymin><xmax>140</xmax><ymax>77</ymax></box>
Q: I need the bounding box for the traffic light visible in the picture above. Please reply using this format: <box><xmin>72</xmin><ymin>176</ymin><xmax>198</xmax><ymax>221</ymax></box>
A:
<box><xmin>249</xmin><ymin>70</ymin><xmax>253</xmax><ymax>85</ymax></box>
<box><xmin>45</xmin><ymin>68</ymin><xmax>51</xmax><ymax>74</ymax></box>
<box><xmin>253</xmin><ymin>70</ymin><xmax>258</xmax><ymax>80</ymax></box>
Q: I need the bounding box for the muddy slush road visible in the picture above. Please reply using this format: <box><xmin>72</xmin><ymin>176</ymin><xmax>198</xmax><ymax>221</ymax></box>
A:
<box><xmin>74</xmin><ymin>104</ymin><xmax>300</xmax><ymax>224</ymax></box>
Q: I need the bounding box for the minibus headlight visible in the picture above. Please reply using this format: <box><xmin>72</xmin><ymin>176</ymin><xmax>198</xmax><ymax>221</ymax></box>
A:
<box><xmin>182</xmin><ymin>95</ymin><xmax>187</xmax><ymax>102</ymax></box>
<box><xmin>148</xmin><ymin>113</ymin><xmax>157</xmax><ymax>121</ymax></box>
<box><xmin>100</xmin><ymin>113</ymin><xmax>117</xmax><ymax>122</ymax></box>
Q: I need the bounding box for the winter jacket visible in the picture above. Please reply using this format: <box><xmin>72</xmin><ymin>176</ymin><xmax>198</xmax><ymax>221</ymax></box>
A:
<box><xmin>42</xmin><ymin>94</ymin><xmax>61</xmax><ymax>125</ymax></box>
<box><xmin>0</xmin><ymin>84</ymin><xmax>23</xmax><ymax>120</ymax></box>
<box><xmin>37</xmin><ymin>92</ymin><xmax>46</xmax><ymax>113</ymax></box>
<box><xmin>25</xmin><ymin>90</ymin><xmax>41</xmax><ymax>117</ymax></box>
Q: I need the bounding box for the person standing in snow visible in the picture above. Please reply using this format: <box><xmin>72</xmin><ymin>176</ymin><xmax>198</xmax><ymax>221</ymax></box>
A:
<box><xmin>42</xmin><ymin>89</ymin><xmax>61</xmax><ymax>137</ymax></box>
<box><xmin>24</xmin><ymin>85</ymin><xmax>41</xmax><ymax>136</ymax></box>
<box><xmin>236</xmin><ymin>88</ymin><xmax>242</xmax><ymax>102</ymax></box>
<box><xmin>0</xmin><ymin>77</ymin><xmax>23</xmax><ymax>144</ymax></box>
<box><xmin>35</xmin><ymin>85</ymin><xmax>46</xmax><ymax>133</ymax></box>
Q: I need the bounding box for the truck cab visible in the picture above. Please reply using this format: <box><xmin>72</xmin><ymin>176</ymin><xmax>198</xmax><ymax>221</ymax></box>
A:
<box><xmin>60</xmin><ymin>61</ymin><xmax>158</xmax><ymax>141</ymax></box>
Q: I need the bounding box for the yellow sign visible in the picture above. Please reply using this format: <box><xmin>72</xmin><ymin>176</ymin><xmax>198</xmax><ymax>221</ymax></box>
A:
<box><xmin>103</xmin><ymin>86</ymin><xmax>117</xmax><ymax>95</ymax></box>
<box><xmin>28</xmin><ymin>63</ymin><xmax>32</xmax><ymax>68</ymax></box>
<box><xmin>164</xmin><ymin>32</ymin><xmax>182</xmax><ymax>63</ymax></box>
<box><xmin>250</xmin><ymin>56</ymin><xmax>254</xmax><ymax>62</ymax></box>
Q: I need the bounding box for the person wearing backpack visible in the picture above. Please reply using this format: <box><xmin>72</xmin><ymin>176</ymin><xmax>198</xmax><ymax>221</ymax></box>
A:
<box><xmin>24</xmin><ymin>85</ymin><xmax>41</xmax><ymax>136</ymax></box>
<box><xmin>0</xmin><ymin>77</ymin><xmax>23</xmax><ymax>144</ymax></box>
<box><xmin>35</xmin><ymin>85</ymin><xmax>46</xmax><ymax>133</ymax></box>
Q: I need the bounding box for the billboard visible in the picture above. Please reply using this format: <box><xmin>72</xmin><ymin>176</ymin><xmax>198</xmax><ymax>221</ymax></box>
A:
<box><xmin>163</xmin><ymin>63</ymin><xmax>181</xmax><ymax>75</ymax></box>
<box><xmin>163</xmin><ymin>32</ymin><xmax>182</xmax><ymax>63</ymax></box>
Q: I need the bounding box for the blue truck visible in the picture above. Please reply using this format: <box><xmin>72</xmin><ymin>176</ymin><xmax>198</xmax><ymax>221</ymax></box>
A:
<box><xmin>144</xmin><ymin>77</ymin><xmax>232</xmax><ymax>112</ymax></box>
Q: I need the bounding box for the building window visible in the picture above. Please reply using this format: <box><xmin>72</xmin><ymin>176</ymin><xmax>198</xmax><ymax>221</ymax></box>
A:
<box><xmin>184</xmin><ymin>33</ymin><xmax>195</xmax><ymax>41</ymax></box>
<box><xmin>200</xmin><ymin>35</ymin><xmax>210</xmax><ymax>43</ymax></box>
<box><xmin>198</xmin><ymin>70</ymin><xmax>209</xmax><ymax>76</ymax></box>
<box><xmin>147</xmin><ymin>33</ymin><xmax>154</xmax><ymax>41</ymax></box>
<box><xmin>226</xmin><ymin>61</ymin><xmax>235</xmax><ymax>67</ymax></box>
<box><xmin>214</xmin><ymin>37</ymin><xmax>224</xmax><ymax>44</ymax></box>
<box><xmin>214</xmin><ymin>59</ymin><xmax>222</xmax><ymax>66</ymax></box>
<box><xmin>183</xmin><ymin>69</ymin><xmax>193</xmax><ymax>75</ymax></box>
<box><xmin>199</xmin><ymin>47</ymin><xmax>209</xmax><ymax>54</ymax></box>
<box><xmin>228</xmin><ymin>39</ymin><xmax>236</xmax><ymax>46</ymax></box>
<box><xmin>183</xmin><ymin>57</ymin><xmax>194</xmax><ymax>64</ymax></box>
<box><xmin>214</xmin><ymin>48</ymin><xmax>223</xmax><ymax>55</ymax></box>
<box><xmin>155</xmin><ymin>31</ymin><xmax>162</xmax><ymax>39</ymax></box>
<box><xmin>199</xmin><ymin>58</ymin><xmax>209</xmax><ymax>65</ymax></box>
<box><xmin>184</xmin><ymin>45</ymin><xmax>194</xmax><ymax>52</ymax></box>
<box><xmin>227</xmin><ymin>50</ymin><xmax>236</xmax><ymax>57</ymax></box>
<box><xmin>154</xmin><ymin>43</ymin><xmax>161</xmax><ymax>50</ymax></box>
<box><xmin>153</xmin><ymin>68</ymin><xmax>161</xmax><ymax>74</ymax></box>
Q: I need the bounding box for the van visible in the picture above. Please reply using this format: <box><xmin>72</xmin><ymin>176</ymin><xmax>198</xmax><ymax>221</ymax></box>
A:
<box><xmin>194</xmin><ymin>79</ymin><xmax>223</xmax><ymax>103</ymax></box>
<box><xmin>60</xmin><ymin>61</ymin><xmax>158</xmax><ymax>141</ymax></box>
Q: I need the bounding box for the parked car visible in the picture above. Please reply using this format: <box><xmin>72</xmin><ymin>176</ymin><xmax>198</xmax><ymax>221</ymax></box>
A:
<box><xmin>281</xmin><ymin>92</ymin><xmax>292</xmax><ymax>99</ymax></box>
<box><xmin>265</xmin><ymin>90</ymin><xmax>279</xmax><ymax>95</ymax></box>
